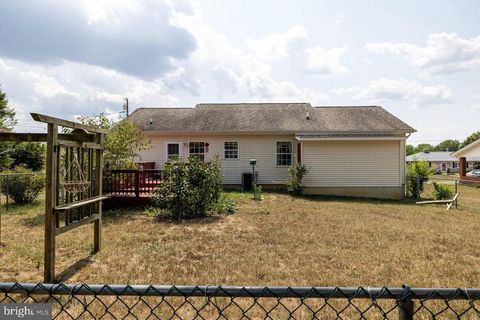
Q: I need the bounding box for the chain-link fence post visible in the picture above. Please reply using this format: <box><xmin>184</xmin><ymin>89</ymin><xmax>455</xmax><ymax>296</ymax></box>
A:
<box><xmin>398</xmin><ymin>284</ymin><xmax>414</xmax><ymax>320</ymax></box>
<box><xmin>0</xmin><ymin>177</ymin><xmax>2</xmax><ymax>247</ymax></box>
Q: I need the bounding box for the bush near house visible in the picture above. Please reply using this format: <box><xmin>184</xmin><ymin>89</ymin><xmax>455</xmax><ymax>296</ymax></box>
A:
<box><xmin>287</xmin><ymin>163</ymin><xmax>309</xmax><ymax>195</ymax></box>
<box><xmin>251</xmin><ymin>182</ymin><xmax>263</xmax><ymax>201</ymax></box>
<box><xmin>432</xmin><ymin>182</ymin><xmax>454</xmax><ymax>200</ymax></box>
<box><xmin>152</xmin><ymin>156</ymin><xmax>229</xmax><ymax>219</ymax></box>
<box><xmin>407</xmin><ymin>159</ymin><xmax>432</xmax><ymax>198</ymax></box>
<box><xmin>1</xmin><ymin>166</ymin><xmax>45</xmax><ymax>204</ymax></box>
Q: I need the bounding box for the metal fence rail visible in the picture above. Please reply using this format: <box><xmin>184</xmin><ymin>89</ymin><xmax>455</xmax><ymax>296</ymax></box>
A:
<box><xmin>1</xmin><ymin>283</ymin><xmax>479</xmax><ymax>319</ymax></box>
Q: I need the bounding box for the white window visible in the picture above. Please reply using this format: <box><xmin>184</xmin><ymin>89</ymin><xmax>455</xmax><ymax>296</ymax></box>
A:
<box><xmin>166</xmin><ymin>143</ymin><xmax>180</xmax><ymax>161</ymax></box>
<box><xmin>189</xmin><ymin>142</ymin><xmax>205</xmax><ymax>161</ymax></box>
<box><xmin>224</xmin><ymin>142</ymin><xmax>239</xmax><ymax>159</ymax></box>
<box><xmin>276</xmin><ymin>141</ymin><xmax>292</xmax><ymax>166</ymax></box>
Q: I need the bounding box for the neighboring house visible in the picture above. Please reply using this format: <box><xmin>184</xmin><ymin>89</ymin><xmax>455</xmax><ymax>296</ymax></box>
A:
<box><xmin>130</xmin><ymin>103</ymin><xmax>415</xmax><ymax>199</ymax></box>
<box><xmin>406</xmin><ymin>151</ymin><xmax>476</xmax><ymax>173</ymax></box>
<box><xmin>451</xmin><ymin>139</ymin><xmax>480</xmax><ymax>181</ymax></box>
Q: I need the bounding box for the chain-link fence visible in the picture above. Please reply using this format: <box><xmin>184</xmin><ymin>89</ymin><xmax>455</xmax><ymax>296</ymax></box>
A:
<box><xmin>1</xmin><ymin>282</ymin><xmax>479</xmax><ymax>319</ymax></box>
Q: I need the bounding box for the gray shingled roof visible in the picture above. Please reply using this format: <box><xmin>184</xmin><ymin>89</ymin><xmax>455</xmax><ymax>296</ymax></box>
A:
<box><xmin>129</xmin><ymin>103</ymin><xmax>415</xmax><ymax>134</ymax></box>
<box><xmin>406</xmin><ymin>151</ymin><xmax>475</xmax><ymax>162</ymax></box>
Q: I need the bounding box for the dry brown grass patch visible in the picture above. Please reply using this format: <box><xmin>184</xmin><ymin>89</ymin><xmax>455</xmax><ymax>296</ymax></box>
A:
<box><xmin>1</xmin><ymin>185</ymin><xmax>479</xmax><ymax>287</ymax></box>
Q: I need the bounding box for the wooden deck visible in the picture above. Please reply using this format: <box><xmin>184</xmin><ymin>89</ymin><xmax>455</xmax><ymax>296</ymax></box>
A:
<box><xmin>104</xmin><ymin>169</ymin><xmax>163</xmax><ymax>198</ymax></box>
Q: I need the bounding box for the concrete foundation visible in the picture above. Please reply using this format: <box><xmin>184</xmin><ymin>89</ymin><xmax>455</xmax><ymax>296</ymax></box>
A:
<box><xmin>303</xmin><ymin>186</ymin><xmax>404</xmax><ymax>200</ymax></box>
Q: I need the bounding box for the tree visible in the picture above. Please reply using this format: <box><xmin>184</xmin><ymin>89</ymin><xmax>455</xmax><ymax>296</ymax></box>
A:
<box><xmin>0</xmin><ymin>85</ymin><xmax>17</xmax><ymax>130</ymax></box>
<box><xmin>76</xmin><ymin>114</ymin><xmax>150</xmax><ymax>169</ymax></box>
<box><xmin>407</xmin><ymin>159</ymin><xmax>432</xmax><ymax>198</ymax></box>
<box><xmin>10</xmin><ymin>142</ymin><xmax>46</xmax><ymax>171</ymax></box>
<box><xmin>406</xmin><ymin>144</ymin><xmax>415</xmax><ymax>156</ymax></box>
<box><xmin>461</xmin><ymin>131</ymin><xmax>480</xmax><ymax>148</ymax></box>
<box><xmin>104</xmin><ymin>119</ymin><xmax>150</xmax><ymax>169</ymax></box>
<box><xmin>433</xmin><ymin>139</ymin><xmax>460</xmax><ymax>152</ymax></box>
<box><xmin>76</xmin><ymin>113</ymin><xmax>112</xmax><ymax>130</ymax></box>
<box><xmin>414</xmin><ymin>143</ymin><xmax>433</xmax><ymax>153</ymax></box>
<box><xmin>0</xmin><ymin>85</ymin><xmax>17</xmax><ymax>171</ymax></box>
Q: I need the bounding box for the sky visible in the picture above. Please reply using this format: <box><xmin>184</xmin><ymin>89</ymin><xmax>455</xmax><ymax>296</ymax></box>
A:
<box><xmin>0</xmin><ymin>0</ymin><xmax>479</xmax><ymax>145</ymax></box>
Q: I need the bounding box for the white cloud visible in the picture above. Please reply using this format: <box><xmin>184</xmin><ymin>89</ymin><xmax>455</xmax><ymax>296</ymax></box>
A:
<box><xmin>0</xmin><ymin>0</ymin><xmax>334</xmax><ymax>133</ymax></box>
<box><xmin>333</xmin><ymin>78</ymin><xmax>453</xmax><ymax>106</ymax></box>
<box><xmin>365</xmin><ymin>33</ymin><xmax>480</xmax><ymax>74</ymax></box>
<box><xmin>246</xmin><ymin>25</ymin><xmax>349</xmax><ymax>74</ymax></box>
<box><xmin>305</xmin><ymin>46</ymin><xmax>349</xmax><ymax>74</ymax></box>
<box><xmin>246</xmin><ymin>26</ymin><xmax>308</xmax><ymax>62</ymax></box>
<box><xmin>0</xmin><ymin>0</ymin><xmax>197</xmax><ymax>79</ymax></box>
<box><xmin>0</xmin><ymin>57</ymin><xmax>181</xmax><ymax>132</ymax></box>
<box><xmin>169</xmin><ymin>4</ymin><xmax>330</xmax><ymax>103</ymax></box>
<box><xmin>334</xmin><ymin>15</ymin><xmax>344</xmax><ymax>26</ymax></box>
<box><xmin>471</xmin><ymin>94</ymin><xmax>480</xmax><ymax>111</ymax></box>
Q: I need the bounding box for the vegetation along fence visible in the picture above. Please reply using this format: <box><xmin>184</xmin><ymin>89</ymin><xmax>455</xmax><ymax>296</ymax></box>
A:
<box><xmin>1</xmin><ymin>283</ymin><xmax>479</xmax><ymax>319</ymax></box>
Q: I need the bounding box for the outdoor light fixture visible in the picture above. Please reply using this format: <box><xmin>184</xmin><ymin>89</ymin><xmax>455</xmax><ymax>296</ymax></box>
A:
<box><xmin>250</xmin><ymin>159</ymin><xmax>257</xmax><ymax>182</ymax></box>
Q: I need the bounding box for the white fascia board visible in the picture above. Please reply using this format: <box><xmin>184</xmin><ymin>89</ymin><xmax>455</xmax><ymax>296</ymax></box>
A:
<box><xmin>296</xmin><ymin>136</ymin><xmax>407</xmax><ymax>141</ymax></box>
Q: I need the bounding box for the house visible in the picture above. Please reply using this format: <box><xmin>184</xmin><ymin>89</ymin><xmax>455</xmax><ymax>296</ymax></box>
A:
<box><xmin>451</xmin><ymin>138</ymin><xmax>480</xmax><ymax>181</ymax></box>
<box><xmin>406</xmin><ymin>151</ymin><xmax>476</xmax><ymax>173</ymax></box>
<box><xmin>129</xmin><ymin>103</ymin><xmax>415</xmax><ymax>199</ymax></box>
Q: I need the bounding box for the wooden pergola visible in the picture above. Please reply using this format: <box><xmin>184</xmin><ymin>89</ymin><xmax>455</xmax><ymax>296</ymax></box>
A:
<box><xmin>0</xmin><ymin>113</ymin><xmax>108</xmax><ymax>282</ymax></box>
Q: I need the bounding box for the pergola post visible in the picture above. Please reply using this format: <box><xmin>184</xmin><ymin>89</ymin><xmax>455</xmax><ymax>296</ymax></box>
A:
<box><xmin>93</xmin><ymin>133</ymin><xmax>104</xmax><ymax>253</ymax></box>
<box><xmin>45</xmin><ymin>123</ymin><xmax>58</xmax><ymax>282</ymax></box>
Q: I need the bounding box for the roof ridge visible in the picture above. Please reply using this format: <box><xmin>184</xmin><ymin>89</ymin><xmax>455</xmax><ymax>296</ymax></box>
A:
<box><xmin>313</xmin><ymin>105</ymin><xmax>381</xmax><ymax>108</ymax></box>
<box><xmin>133</xmin><ymin>107</ymin><xmax>193</xmax><ymax>110</ymax></box>
<box><xmin>196</xmin><ymin>102</ymin><xmax>309</xmax><ymax>105</ymax></box>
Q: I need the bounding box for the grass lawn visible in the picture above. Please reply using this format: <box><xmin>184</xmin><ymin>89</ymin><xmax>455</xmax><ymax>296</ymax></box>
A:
<box><xmin>1</xmin><ymin>185</ymin><xmax>479</xmax><ymax>288</ymax></box>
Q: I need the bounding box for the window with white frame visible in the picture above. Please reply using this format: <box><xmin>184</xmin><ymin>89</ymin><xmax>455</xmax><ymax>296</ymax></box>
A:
<box><xmin>224</xmin><ymin>141</ymin><xmax>239</xmax><ymax>159</ymax></box>
<box><xmin>276</xmin><ymin>141</ymin><xmax>292</xmax><ymax>166</ymax></box>
<box><xmin>189</xmin><ymin>142</ymin><xmax>205</xmax><ymax>161</ymax></box>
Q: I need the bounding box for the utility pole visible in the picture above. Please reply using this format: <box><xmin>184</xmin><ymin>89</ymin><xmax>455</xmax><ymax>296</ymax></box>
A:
<box><xmin>123</xmin><ymin>97</ymin><xmax>129</xmax><ymax>117</ymax></box>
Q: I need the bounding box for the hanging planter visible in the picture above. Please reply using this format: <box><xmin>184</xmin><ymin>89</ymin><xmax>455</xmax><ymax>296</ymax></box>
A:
<box><xmin>63</xmin><ymin>156</ymin><xmax>90</xmax><ymax>193</ymax></box>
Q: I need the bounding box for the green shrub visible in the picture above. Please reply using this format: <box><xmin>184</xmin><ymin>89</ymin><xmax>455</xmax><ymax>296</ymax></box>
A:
<box><xmin>211</xmin><ymin>193</ymin><xmax>237</xmax><ymax>215</ymax></box>
<box><xmin>432</xmin><ymin>182</ymin><xmax>454</xmax><ymax>200</ymax></box>
<box><xmin>252</xmin><ymin>182</ymin><xmax>263</xmax><ymax>201</ymax></box>
<box><xmin>153</xmin><ymin>156</ymin><xmax>224</xmax><ymax>219</ymax></box>
<box><xmin>287</xmin><ymin>163</ymin><xmax>310</xmax><ymax>195</ymax></box>
<box><xmin>1</xmin><ymin>167</ymin><xmax>45</xmax><ymax>204</ymax></box>
<box><xmin>407</xmin><ymin>159</ymin><xmax>432</xmax><ymax>198</ymax></box>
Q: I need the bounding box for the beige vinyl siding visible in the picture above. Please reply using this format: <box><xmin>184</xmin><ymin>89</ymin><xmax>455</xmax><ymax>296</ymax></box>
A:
<box><xmin>302</xmin><ymin>140</ymin><xmax>401</xmax><ymax>187</ymax></box>
<box><xmin>457</xmin><ymin>142</ymin><xmax>480</xmax><ymax>158</ymax></box>
<box><xmin>400</xmin><ymin>139</ymin><xmax>406</xmax><ymax>185</ymax></box>
<box><xmin>137</xmin><ymin>134</ymin><xmax>295</xmax><ymax>184</ymax></box>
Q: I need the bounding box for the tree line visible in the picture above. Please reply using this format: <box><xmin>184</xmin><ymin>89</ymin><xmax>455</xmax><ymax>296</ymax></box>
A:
<box><xmin>406</xmin><ymin>133</ymin><xmax>480</xmax><ymax>156</ymax></box>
